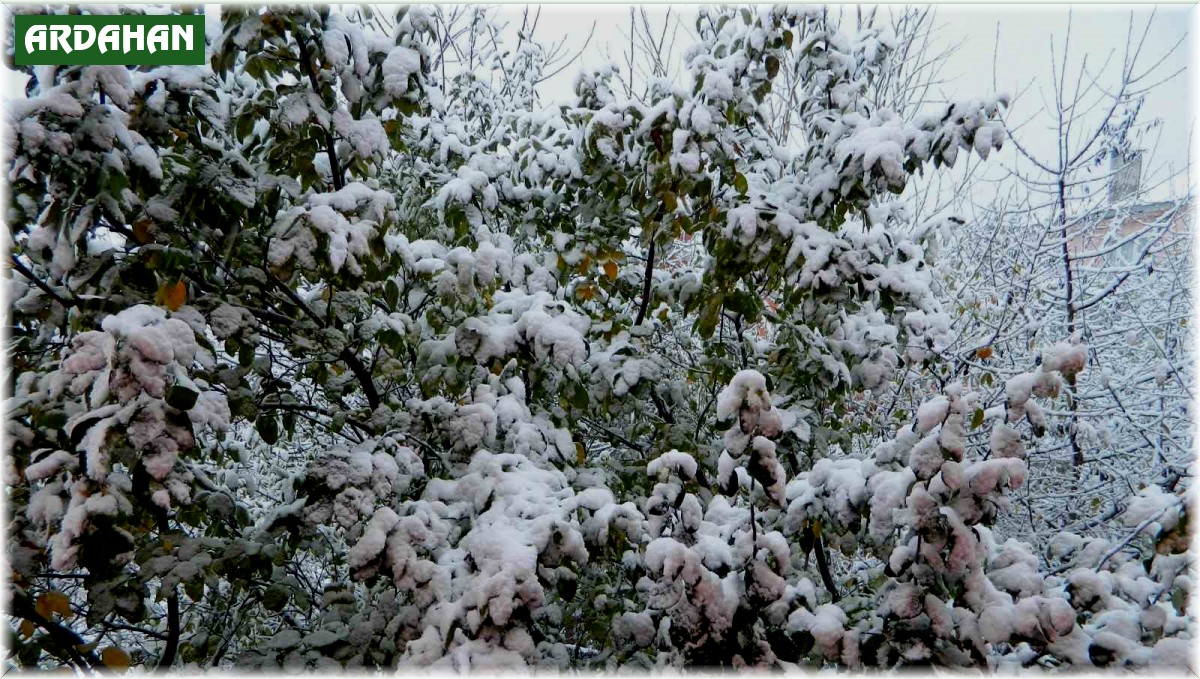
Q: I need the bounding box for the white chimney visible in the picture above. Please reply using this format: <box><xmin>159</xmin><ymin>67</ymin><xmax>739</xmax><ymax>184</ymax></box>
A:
<box><xmin>1108</xmin><ymin>150</ymin><xmax>1142</xmax><ymax>203</ymax></box>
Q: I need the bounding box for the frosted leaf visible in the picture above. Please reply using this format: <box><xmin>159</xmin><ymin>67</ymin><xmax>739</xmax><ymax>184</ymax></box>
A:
<box><xmin>647</xmin><ymin>450</ymin><xmax>698</xmax><ymax>480</ymax></box>
<box><xmin>1041</xmin><ymin>341</ymin><xmax>1087</xmax><ymax>377</ymax></box>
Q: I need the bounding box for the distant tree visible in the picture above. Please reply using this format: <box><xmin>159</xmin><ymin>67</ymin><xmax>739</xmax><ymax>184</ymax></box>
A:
<box><xmin>918</xmin><ymin>9</ymin><xmax>1192</xmax><ymax>546</ymax></box>
<box><xmin>4</xmin><ymin>4</ymin><xmax>1191</xmax><ymax>672</ymax></box>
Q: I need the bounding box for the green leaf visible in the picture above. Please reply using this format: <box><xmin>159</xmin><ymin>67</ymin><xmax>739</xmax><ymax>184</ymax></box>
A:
<box><xmin>184</xmin><ymin>578</ymin><xmax>204</xmax><ymax>602</ymax></box>
<box><xmin>970</xmin><ymin>408</ymin><xmax>985</xmax><ymax>430</ymax></box>
<box><xmin>166</xmin><ymin>383</ymin><xmax>199</xmax><ymax>411</ymax></box>
<box><xmin>660</xmin><ymin>191</ymin><xmax>678</xmax><ymax>213</ymax></box>
<box><xmin>262</xmin><ymin>583</ymin><xmax>289</xmax><ymax>612</ymax></box>
<box><xmin>40</xmin><ymin>410</ymin><xmax>68</xmax><ymax>431</ymax></box>
<box><xmin>765</xmin><ymin>55</ymin><xmax>780</xmax><ymax>79</ymax></box>
<box><xmin>235</xmin><ymin>114</ymin><xmax>254</xmax><ymax>141</ymax></box>
<box><xmin>879</xmin><ymin>288</ymin><xmax>895</xmax><ymax>312</ymax></box>
<box><xmin>733</xmin><ymin>173</ymin><xmax>749</xmax><ymax>196</ymax></box>
<box><xmin>384</xmin><ymin>279</ymin><xmax>400</xmax><ymax>309</ymax></box>
<box><xmin>696</xmin><ymin>294</ymin><xmax>723</xmax><ymax>339</ymax></box>
<box><xmin>330</xmin><ymin>412</ymin><xmax>347</xmax><ymax>434</ymax></box>
<box><xmin>238</xmin><ymin>342</ymin><xmax>255</xmax><ymax>368</ymax></box>
<box><xmin>256</xmin><ymin>415</ymin><xmax>280</xmax><ymax>446</ymax></box>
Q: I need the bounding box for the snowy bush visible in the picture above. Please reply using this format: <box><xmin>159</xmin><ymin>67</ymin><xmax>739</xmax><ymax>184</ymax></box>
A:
<box><xmin>4</xmin><ymin>4</ymin><xmax>1191</xmax><ymax>673</ymax></box>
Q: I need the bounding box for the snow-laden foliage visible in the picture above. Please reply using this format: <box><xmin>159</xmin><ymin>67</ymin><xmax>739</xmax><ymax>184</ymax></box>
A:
<box><xmin>4</xmin><ymin>4</ymin><xmax>1192</xmax><ymax>672</ymax></box>
<box><xmin>897</xmin><ymin>17</ymin><xmax>1194</xmax><ymax>554</ymax></box>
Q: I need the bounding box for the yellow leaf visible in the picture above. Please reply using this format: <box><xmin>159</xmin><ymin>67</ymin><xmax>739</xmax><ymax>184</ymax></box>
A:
<box><xmin>19</xmin><ymin>620</ymin><xmax>34</xmax><ymax>639</ymax></box>
<box><xmin>267</xmin><ymin>261</ymin><xmax>294</xmax><ymax>283</ymax></box>
<box><xmin>37</xmin><ymin>591</ymin><xmax>71</xmax><ymax>619</ymax></box>
<box><xmin>575</xmin><ymin>254</ymin><xmax>593</xmax><ymax>276</ymax></box>
<box><xmin>575</xmin><ymin>442</ymin><xmax>586</xmax><ymax>465</ymax></box>
<box><xmin>34</xmin><ymin>595</ymin><xmax>50</xmax><ymax>619</ymax></box>
<box><xmin>603</xmin><ymin>261</ymin><xmax>618</xmax><ymax>281</ymax></box>
<box><xmin>49</xmin><ymin>593</ymin><xmax>72</xmax><ymax>619</ymax></box>
<box><xmin>157</xmin><ymin>280</ymin><xmax>187</xmax><ymax>311</ymax></box>
<box><xmin>101</xmin><ymin>647</ymin><xmax>131</xmax><ymax>671</ymax></box>
<box><xmin>132</xmin><ymin>219</ymin><xmax>154</xmax><ymax>245</ymax></box>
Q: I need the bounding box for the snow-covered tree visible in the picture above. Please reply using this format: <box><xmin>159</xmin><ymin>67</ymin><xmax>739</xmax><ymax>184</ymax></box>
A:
<box><xmin>907</xmin><ymin>10</ymin><xmax>1193</xmax><ymax>548</ymax></box>
<box><xmin>4</xmin><ymin>4</ymin><xmax>1192</xmax><ymax>672</ymax></box>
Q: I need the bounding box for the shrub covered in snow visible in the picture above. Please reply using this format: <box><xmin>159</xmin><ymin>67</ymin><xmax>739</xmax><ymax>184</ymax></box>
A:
<box><xmin>5</xmin><ymin>4</ymin><xmax>1191</xmax><ymax>673</ymax></box>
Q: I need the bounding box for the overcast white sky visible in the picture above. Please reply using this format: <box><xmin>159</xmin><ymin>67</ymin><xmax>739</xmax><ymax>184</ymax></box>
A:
<box><xmin>10</xmin><ymin>4</ymin><xmax>1190</xmax><ymax>206</ymax></box>
<box><xmin>499</xmin><ymin>4</ymin><xmax>1193</xmax><ymax>205</ymax></box>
